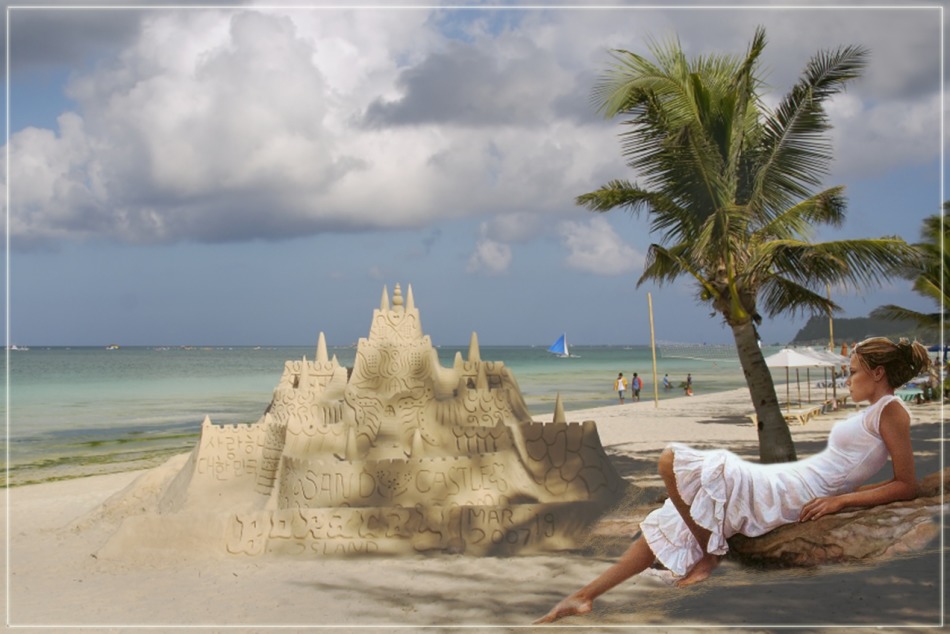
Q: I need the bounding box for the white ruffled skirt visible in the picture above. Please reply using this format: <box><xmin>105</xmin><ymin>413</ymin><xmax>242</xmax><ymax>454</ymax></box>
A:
<box><xmin>639</xmin><ymin>443</ymin><xmax>816</xmax><ymax>576</ymax></box>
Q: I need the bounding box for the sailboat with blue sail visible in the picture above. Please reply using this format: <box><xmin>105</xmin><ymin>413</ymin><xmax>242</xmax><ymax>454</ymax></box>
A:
<box><xmin>548</xmin><ymin>333</ymin><xmax>570</xmax><ymax>358</ymax></box>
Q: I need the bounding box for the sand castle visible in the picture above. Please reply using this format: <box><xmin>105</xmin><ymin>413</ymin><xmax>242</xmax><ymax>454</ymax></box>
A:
<box><xmin>94</xmin><ymin>284</ymin><xmax>625</xmax><ymax>557</ymax></box>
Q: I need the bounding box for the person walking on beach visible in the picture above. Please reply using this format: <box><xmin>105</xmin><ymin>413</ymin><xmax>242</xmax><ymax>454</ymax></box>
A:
<box><xmin>631</xmin><ymin>373</ymin><xmax>643</xmax><ymax>402</ymax></box>
<box><xmin>536</xmin><ymin>337</ymin><xmax>929</xmax><ymax>624</ymax></box>
<box><xmin>614</xmin><ymin>373</ymin><xmax>627</xmax><ymax>404</ymax></box>
<box><xmin>663</xmin><ymin>374</ymin><xmax>672</xmax><ymax>391</ymax></box>
<box><xmin>684</xmin><ymin>373</ymin><xmax>693</xmax><ymax>396</ymax></box>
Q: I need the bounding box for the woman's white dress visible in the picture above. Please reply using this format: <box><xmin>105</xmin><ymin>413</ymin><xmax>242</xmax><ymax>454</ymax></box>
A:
<box><xmin>639</xmin><ymin>395</ymin><xmax>905</xmax><ymax>576</ymax></box>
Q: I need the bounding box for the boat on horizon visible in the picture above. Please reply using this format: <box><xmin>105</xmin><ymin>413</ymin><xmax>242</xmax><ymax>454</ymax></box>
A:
<box><xmin>547</xmin><ymin>333</ymin><xmax>576</xmax><ymax>358</ymax></box>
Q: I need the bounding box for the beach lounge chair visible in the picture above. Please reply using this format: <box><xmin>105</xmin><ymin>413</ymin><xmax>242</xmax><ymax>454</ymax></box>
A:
<box><xmin>895</xmin><ymin>387</ymin><xmax>924</xmax><ymax>404</ymax></box>
<box><xmin>783</xmin><ymin>405</ymin><xmax>823</xmax><ymax>425</ymax></box>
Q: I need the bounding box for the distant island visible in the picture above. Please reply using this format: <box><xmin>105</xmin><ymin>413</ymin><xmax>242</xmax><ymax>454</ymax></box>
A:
<box><xmin>791</xmin><ymin>314</ymin><xmax>933</xmax><ymax>346</ymax></box>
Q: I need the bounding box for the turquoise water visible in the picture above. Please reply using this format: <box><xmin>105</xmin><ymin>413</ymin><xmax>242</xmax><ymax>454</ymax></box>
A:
<box><xmin>3</xmin><ymin>344</ymin><xmax>763</xmax><ymax>484</ymax></box>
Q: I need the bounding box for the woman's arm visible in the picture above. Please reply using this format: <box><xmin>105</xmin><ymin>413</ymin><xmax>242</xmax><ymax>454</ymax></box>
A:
<box><xmin>800</xmin><ymin>401</ymin><xmax>917</xmax><ymax>522</ymax></box>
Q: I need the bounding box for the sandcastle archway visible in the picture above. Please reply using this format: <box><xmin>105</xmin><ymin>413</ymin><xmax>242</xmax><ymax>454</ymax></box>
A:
<box><xmin>96</xmin><ymin>284</ymin><xmax>626</xmax><ymax>557</ymax></box>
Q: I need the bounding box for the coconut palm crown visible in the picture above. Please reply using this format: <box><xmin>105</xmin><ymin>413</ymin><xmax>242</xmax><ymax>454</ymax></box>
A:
<box><xmin>578</xmin><ymin>27</ymin><xmax>920</xmax><ymax>462</ymax></box>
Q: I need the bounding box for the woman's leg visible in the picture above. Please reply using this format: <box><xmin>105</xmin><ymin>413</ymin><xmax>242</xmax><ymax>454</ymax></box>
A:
<box><xmin>657</xmin><ymin>447</ymin><xmax>721</xmax><ymax>587</ymax></box>
<box><xmin>534</xmin><ymin>537</ymin><xmax>656</xmax><ymax>624</ymax></box>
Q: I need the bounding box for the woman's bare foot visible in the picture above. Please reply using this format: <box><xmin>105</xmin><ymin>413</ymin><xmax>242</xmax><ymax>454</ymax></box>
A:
<box><xmin>674</xmin><ymin>553</ymin><xmax>721</xmax><ymax>588</ymax></box>
<box><xmin>533</xmin><ymin>594</ymin><xmax>593</xmax><ymax>624</ymax></box>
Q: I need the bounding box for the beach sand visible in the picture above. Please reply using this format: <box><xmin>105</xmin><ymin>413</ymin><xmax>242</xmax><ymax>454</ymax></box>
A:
<box><xmin>4</xmin><ymin>388</ymin><xmax>945</xmax><ymax>631</ymax></box>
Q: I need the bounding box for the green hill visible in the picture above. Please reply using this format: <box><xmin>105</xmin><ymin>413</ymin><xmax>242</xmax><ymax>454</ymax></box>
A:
<box><xmin>790</xmin><ymin>314</ymin><xmax>933</xmax><ymax>346</ymax></box>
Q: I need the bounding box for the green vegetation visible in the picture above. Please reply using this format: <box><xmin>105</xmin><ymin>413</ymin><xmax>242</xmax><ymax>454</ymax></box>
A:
<box><xmin>3</xmin><ymin>434</ymin><xmax>198</xmax><ymax>488</ymax></box>
<box><xmin>792</xmin><ymin>314</ymin><xmax>932</xmax><ymax>346</ymax></box>
<box><xmin>870</xmin><ymin>203</ymin><xmax>948</xmax><ymax>342</ymax></box>
<box><xmin>78</xmin><ymin>432</ymin><xmax>198</xmax><ymax>448</ymax></box>
<box><xmin>578</xmin><ymin>28</ymin><xmax>919</xmax><ymax>462</ymax></box>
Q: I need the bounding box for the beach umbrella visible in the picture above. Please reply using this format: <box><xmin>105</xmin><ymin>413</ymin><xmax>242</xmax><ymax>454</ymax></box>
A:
<box><xmin>805</xmin><ymin>347</ymin><xmax>849</xmax><ymax>401</ymax></box>
<box><xmin>926</xmin><ymin>344</ymin><xmax>950</xmax><ymax>362</ymax></box>
<box><xmin>764</xmin><ymin>348</ymin><xmax>835</xmax><ymax>411</ymax></box>
<box><xmin>800</xmin><ymin>348</ymin><xmax>843</xmax><ymax>405</ymax></box>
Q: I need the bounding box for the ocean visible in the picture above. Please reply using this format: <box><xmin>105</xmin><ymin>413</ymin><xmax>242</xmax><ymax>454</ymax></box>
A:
<box><xmin>3</xmin><ymin>343</ymin><xmax>765</xmax><ymax>486</ymax></box>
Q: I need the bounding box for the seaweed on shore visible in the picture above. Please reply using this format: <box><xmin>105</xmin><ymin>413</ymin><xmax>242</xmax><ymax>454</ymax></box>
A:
<box><xmin>3</xmin><ymin>445</ymin><xmax>192</xmax><ymax>488</ymax></box>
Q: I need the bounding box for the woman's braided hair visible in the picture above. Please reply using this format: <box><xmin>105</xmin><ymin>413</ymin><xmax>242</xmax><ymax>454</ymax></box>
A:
<box><xmin>852</xmin><ymin>337</ymin><xmax>931</xmax><ymax>388</ymax></box>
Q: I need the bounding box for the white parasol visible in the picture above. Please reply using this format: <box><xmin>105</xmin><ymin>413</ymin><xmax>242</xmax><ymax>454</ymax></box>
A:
<box><xmin>764</xmin><ymin>348</ymin><xmax>836</xmax><ymax>410</ymax></box>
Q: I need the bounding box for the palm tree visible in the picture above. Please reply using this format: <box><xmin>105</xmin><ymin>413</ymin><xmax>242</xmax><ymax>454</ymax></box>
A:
<box><xmin>578</xmin><ymin>28</ymin><xmax>920</xmax><ymax>463</ymax></box>
<box><xmin>870</xmin><ymin>203</ymin><xmax>948</xmax><ymax>339</ymax></box>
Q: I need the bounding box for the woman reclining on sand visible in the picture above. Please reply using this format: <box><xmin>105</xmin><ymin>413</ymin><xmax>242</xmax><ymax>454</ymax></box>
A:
<box><xmin>536</xmin><ymin>336</ymin><xmax>929</xmax><ymax>624</ymax></box>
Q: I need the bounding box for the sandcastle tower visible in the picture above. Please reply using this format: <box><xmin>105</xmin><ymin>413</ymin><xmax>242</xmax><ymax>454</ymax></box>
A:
<box><xmin>103</xmin><ymin>284</ymin><xmax>626</xmax><ymax>557</ymax></box>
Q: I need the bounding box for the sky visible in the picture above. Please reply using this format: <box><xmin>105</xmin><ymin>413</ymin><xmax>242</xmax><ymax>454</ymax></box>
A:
<box><xmin>3</xmin><ymin>2</ymin><xmax>945</xmax><ymax>348</ymax></box>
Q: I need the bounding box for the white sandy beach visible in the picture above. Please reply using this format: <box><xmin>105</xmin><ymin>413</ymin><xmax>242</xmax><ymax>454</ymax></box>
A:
<box><xmin>4</xmin><ymin>388</ymin><xmax>945</xmax><ymax>632</ymax></box>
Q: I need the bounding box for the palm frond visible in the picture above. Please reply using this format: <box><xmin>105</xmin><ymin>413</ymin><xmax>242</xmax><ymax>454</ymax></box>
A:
<box><xmin>911</xmin><ymin>274</ymin><xmax>948</xmax><ymax>305</ymax></box>
<box><xmin>870</xmin><ymin>304</ymin><xmax>945</xmax><ymax>328</ymax></box>
<box><xmin>595</xmin><ymin>39</ymin><xmax>744</xmax><ymax>216</ymax></box>
<box><xmin>757</xmin><ymin>276</ymin><xmax>839</xmax><ymax>318</ymax></box>
<box><xmin>724</xmin><ymin>27</ymin><xmax>767</xmax><ymax>185</ymax></box>
<box><xmin>764</xmin><ymin>238</ymin><xmax>920</xmax><ymax>289</ymax></box>
<box><xmin>751</xmin><ymin>45</ymin><xmax>868</xmax><ymax>212</ymax></box>
<box><xmin>575</xmin><ymin>179</ymin><xmax>651</xmax><ymax>213</ymax></box>
<box><xmin>640</xmin><ymin>243</ymin><xmax>720</xmax><ymax>302</ymax></box>
<box><xmin>756</xmin><ymin>186</ymin><xmax>847</xmax><ymax>238</ymax></box>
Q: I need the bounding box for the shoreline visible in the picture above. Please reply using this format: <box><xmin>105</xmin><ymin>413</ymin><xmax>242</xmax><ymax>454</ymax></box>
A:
<box><xmin>6</xmin><ymin>386</ymin><xmax>755</xmax><ymax>488</ymax></box>
<box><xmin>5</xmin><ymin>388</ymin><xmax>943</xmax><ymax>629</ymax></box>
<box><xmin>7</xmin><ymin>343</ymin><xmax>758</xmax><ymax>489</ymax></box>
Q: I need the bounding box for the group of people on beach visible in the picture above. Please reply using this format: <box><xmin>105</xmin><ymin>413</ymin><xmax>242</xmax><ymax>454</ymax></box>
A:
<box><xmin>613</xmin><ymin>372</ymin><xmax>643</xmax><ymax>404</ymax></box>
<box><xmin>615</xmin><ymin>372</ymin><xmax>691</xmax><ymax>403</ymax></box>
<box><xmin>541</xmin><ymin>336</ymin><xmax>930</xmax><ymax>624</ymax></box>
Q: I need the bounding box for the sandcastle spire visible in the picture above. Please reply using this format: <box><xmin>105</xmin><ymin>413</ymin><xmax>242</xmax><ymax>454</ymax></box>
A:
<box><xmin>476</xmin><ymin>362</ymin><xmax>489</xmax><ymax>390</ymax></box>
<box><xmin>316</xmin><ymin>332</ymin><xmax>329</xmax><ymax>364</ymax></box>
<box><xmin>553</xmin><ymin>392</ymin><xmax>567</xmax><ymax>424</ymax></box>
<box><xmin>380</xmin><ymin>286</ymin><xmax>390</xmax><ymax>311</ymax></box>
<box><xmin>468</xmin><ymin>331</ymin><xmax>481</xmax><ymax>363</ymax></box>
<box><xmin>393</xmin><ymin>283</ymin><xmax>404</xmax><ymax>312</ymax></box>
<box><xmin>406</xmin><ymin>284</ymin><xmax>415</xmax><ymax>311</ymax></box>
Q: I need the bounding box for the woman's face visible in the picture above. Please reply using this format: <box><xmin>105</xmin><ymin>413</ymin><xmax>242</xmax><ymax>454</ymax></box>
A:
<box><xmin>846</xmin><ymin>353</ymin><xmax>884</xmax><ymax>401</ymax></box>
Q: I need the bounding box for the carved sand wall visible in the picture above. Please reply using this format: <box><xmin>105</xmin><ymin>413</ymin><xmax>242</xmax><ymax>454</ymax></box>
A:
<box><xmin>99</xmin><ymin>284</ymin><xmax>626</xmax><ymax>557</ymax></box>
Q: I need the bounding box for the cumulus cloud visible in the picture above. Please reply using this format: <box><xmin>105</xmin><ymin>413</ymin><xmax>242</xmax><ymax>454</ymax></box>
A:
<box><xmin>7</xmin><ymin>8</ymin><xmax>624</xmax><ymax>248</ymax></box>
<box><xmin>363</xmin><ymin>38</ymin><xmax>577</xmax><ymax>128</ymax></box>
<box><xmin>558</xmin><ymin>216</ymin><xmax>641</xmax><ymax>275</ymax></box>
<box><xmin>466</xmin><ymin>235</ymin><xmax>512</xmax><ymax>275</ymax></box>
<box><xmin>827</xmin><ymin>92</ymin><xmax>942</xmax><ymax>180</ymax></box>
<box><xmin>5</xmin><ymin>6</ymin><xmax>942</xmax><ymax>250</ymax></box>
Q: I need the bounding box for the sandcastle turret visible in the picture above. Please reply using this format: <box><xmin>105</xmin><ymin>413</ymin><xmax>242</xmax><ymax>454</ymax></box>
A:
<box><xmin>468</xmin><ymin>331</ymin><xmax>481</xmax><ymax>363</ymax></box>
<box><xmin>553</xmin><ymin>393</ymin><xmax>567</xmax><ymax>424</ymax></box>
<box><xmin>316</xmin><ymin>331</ymin><xmax>329</xmax><ymax>364</ymax></box>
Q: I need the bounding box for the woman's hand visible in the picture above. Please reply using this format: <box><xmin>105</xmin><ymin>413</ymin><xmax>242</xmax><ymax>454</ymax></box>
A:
<box><xmin>799</xmin><ymin>495</ymin><xmax>846</xmax><ymax>522</ymax></box>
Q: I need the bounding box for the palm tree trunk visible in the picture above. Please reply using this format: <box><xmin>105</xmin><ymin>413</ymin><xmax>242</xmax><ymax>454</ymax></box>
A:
<box><xmin>731</xmin><ymin>321</ymin><xmax>797</xmax><ymax>463</ymax></box>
